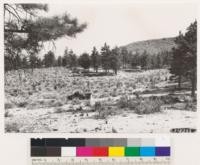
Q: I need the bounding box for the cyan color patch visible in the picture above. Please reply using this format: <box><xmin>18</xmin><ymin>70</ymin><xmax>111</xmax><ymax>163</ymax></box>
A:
<box><xmin>140</xmin><ymin>147</ymin><xmax>155</xmax><ymax>156</ymax></box>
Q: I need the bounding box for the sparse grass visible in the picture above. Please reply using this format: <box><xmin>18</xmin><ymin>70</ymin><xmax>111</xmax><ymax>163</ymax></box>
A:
<box><xmin>5</xmin><ymin>68</ymin><xmax>171</xmax><ymax>110</ymax></box>
<box><xmin>5</xmin><ymin>68</ymin><xmax>196</xmax><ymax>114</ymax></box>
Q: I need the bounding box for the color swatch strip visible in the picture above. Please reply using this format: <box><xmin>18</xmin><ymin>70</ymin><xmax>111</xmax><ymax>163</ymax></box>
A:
<box><xmin>31</xmin><ymin>146</ymin><xmax>170</xmax><ymax>157</ymax></box>
<box><xmin>31</xmin><ymin>138</ymin><xmax>170</xmax><ymax>157</ymax></box>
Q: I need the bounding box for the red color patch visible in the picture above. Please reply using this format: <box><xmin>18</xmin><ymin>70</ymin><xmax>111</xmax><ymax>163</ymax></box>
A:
<box><xmin>93</xmin><ymin>147</ymin><xmax>108</xmax><ymax>156</ymax></box>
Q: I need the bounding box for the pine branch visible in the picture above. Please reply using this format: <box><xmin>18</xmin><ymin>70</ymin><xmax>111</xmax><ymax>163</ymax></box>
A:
<box><xmin>6</xmin><ymin>4</ymin><xmax>22</xmax><ymax>22</ymax></box>
<box><xmin>4</xmin><ymin>28</ymin><xmax>29</xmax><ymax>33</ymax></box>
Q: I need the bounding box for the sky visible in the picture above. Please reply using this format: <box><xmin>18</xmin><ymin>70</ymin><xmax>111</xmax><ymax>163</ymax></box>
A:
<box><xmin>40</xmin><ymin>2</ymin><xmax>197</xmax><ymax>56</ymax></box>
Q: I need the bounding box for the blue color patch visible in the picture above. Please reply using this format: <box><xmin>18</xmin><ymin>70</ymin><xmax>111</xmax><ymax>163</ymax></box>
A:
<box><xmin>140</xmin><ymin>147</ymin><xmax>155</xmax><ymax>156</ymax></box>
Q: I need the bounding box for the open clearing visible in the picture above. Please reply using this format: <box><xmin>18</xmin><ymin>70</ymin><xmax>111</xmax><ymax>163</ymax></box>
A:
<box><xmin>5</xmin><ymin>67</ymin><xmax>197</xmax><ymax>133</ymax></box>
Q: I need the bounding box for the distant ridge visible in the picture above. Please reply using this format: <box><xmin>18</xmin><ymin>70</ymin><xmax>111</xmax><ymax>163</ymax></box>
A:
<box><xmin>122</xmin><ymin>37</ymin><xmax>176</xmax><ymax>55</ymax></box>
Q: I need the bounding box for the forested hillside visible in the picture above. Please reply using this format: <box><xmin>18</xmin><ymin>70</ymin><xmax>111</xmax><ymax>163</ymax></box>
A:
<box><xmin>122</xmin><ymin>37</ymin><xmax>176</xmax><ymax>55</ymax></box>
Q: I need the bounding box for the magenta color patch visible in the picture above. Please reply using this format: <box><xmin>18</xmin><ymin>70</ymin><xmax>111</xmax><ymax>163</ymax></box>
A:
<box><xmin>76</xmin><ymin>147</ymin><xmax>93</xmax><ymax>156</ymax></box>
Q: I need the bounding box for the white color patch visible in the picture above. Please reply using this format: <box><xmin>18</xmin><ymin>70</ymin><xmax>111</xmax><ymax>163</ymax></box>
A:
<box><xmin>61</xmin><ymin>147</ymin><xmax>76</xmax><ymax>157</ymax></box>
<box><xmin>155</xmin><ymin>137</ymin><xmax>171</xmax><ymax>146</ymax></box>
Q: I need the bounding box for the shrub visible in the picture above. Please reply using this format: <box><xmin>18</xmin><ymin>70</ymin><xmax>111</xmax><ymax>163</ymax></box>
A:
<box><xmin>94</xmin><ymin>102</ymin><xmax>103</xmax><ymax>118</ymax></box>
<box><xmin>185</xmin><ymin>99</ymin><xmax>196</xmax><ymax>111</ymax></box>
<box><xmin>54</xmin><ymin>107</ymin><xmax>65</xmax><ymax>113</ymax></box>
<box><xmin>5</xmin><ymin>122</ymin><xmax>20</xmax><ymax>132</ymax></box>
<box><xmin>18</xmin><ymin>101</ymin><xmax>28</xmax><ymax>107</ymax></box>
<box><xmin>5</xmin><ymin>111</ymin><xmax>13</xmax><ymax>117</ymax></box>
<box><xmin>94</xmin><ymin>102</ymin><xmax>102</xmax><ymax>111</ymax></box>
<box><xmin>51</xmin><ymin>100</ymin><xmax>63</xmax><ymax>107</ymax></box>
<box><xmin>5</xmin><ymin>102</ymin><xmax>14</xmax><ymax>109</ymax></box>
<box><xmin>134</xmin><ymin>97</ymin><xmax>163</xmax><ymax>114</ymax></box>
<box><xmin>11</xmin><ymin>97</ymin><xmax>28</xmax><ymax>108</ymax></box>
<box><xmin>117</xmin><ymin>95</ymin><xmax>129</xmax><ymax>108</ymax></box>
<box><xmin>94</xmin><ymin>102</ymin><xmax>113</xmax><ymax>119</ymax></box>
<box><xmin>95</xmin><ymin>108</ymin><xmax>114</xmax><ymax>120</ymax></box>
<box><xmin>117</xmin><ymin>95</ymin><xmax>163</xmax><ymax>114</ymax></box>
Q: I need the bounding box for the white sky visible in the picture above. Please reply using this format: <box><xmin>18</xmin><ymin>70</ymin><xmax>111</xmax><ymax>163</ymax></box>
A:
<box><xmin>40</xmin><ymin>3</ymin><xmax>197</xmax><ymax>56</ymax></box>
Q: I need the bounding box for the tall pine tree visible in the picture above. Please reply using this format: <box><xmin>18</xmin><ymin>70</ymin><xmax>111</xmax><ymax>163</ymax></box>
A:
<box><xmin>90</xmin><ymin>46</ymin><xmax>100</xmax><ymax>72</ymax></box>
<box><xmin>170</xmin><ymin>21</ymin><xmax>197</xmax><ymax>97</ymax></box>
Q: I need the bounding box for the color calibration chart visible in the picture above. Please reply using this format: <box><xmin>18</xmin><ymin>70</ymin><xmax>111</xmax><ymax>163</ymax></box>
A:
<box><xmin>31</xmin><ymin>138</ymin><xmax>171</xmax><ymax>165</ymax></box>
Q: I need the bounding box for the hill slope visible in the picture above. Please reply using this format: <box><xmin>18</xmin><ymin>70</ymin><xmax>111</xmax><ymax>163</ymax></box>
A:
<box><xmin>122</xmin><ymin>37</ymin><xmax>176</xmax><ymax>55</ymax></box>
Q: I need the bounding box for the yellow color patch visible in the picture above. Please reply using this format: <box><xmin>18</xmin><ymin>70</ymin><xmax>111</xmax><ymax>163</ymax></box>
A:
<box><xmin>109</xmin><ymin>147</ymin><xmax>125</xmax><ymax>157</ymax></box>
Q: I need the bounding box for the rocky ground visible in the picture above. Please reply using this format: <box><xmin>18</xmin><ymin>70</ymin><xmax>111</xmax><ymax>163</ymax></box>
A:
<box><xmin>5</xmin><ymin>106</ymin><xmax>196</xmax><ymax>133</ymax></box>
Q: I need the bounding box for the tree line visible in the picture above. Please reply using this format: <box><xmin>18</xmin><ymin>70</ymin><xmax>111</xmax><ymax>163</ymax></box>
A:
<box><xmin>5</xmin><ymin>43</ymin><xmax>173</xmax><ymax>74</ymax></box>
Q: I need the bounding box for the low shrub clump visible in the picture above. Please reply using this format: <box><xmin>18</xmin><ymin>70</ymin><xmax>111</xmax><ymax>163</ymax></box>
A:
<box><xmin>54</xmin><ymin>107</ymin><xmax>65</xmax><ymax>113</ymax></box>
<box><xmin>5</xmin><ymin>110</ymin><xmax>13</xmax><ymax>117</ymax></box>
<box><xmin>93</xmin><ymin>102</ymin><xmax>115</xmax><ymax>119</ymax></box>
<box><xmin>5</xmin><ymin>122</ymin><xmax>20</xmax><ymax>132</ymax></box>
<box><xmin>134</xmin><ymin>97</ymin><xmax>163</xmax><ymax>114</ymax></box>
<box><xmin>17</xmin><ymin>101</ymin><xmax>28</xmax><ymax>107</ymax></box>
<box><xmin>5</xmin><ymin>102</ymin><xmax>14</xmax><ymax>109</ymax></box>
<box><xmin>117</xmin><ymin>95</ymin><xmax>129</xmax><ymax>108</ymax></box>
<box><xmin>118</xmin><ymin>96</ymin><xmax>163</xmax><ymax>114</ymax></box>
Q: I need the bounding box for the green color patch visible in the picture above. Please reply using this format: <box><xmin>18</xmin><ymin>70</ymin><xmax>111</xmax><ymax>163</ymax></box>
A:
<box><xmin>125</xmin><ymin>147</ymin><xmax>140</xmax><ymax>156</ymax></box>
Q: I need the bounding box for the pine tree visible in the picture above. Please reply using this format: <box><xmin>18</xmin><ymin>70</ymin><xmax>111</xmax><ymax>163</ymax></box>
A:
<box><xmin>4</xmin><ymin>4</ymin><xmax>87</xmax><ymax>70</ymax></box>
<box><xmin>170</xmin><ymin>21</ymin><xmax>197</xmax><ymax>96</ymax></box>
<box><xmin>29</xmin><ymin>54</ymin><xmax>41</xmax><ymax>71</ymax></box>
<box><xmin>78</xmin><ymin>53</ymin><xmax>90</xmax><ymax>69</ymax></box>
<box><xmin>101</xmin><ymin>43</ymin><xmax>110</xmax><ymax>72</ymax></box>
<box><xmin>90</xmin><ymin>46</ymin><xmax>100</xmax><ymax>72</ymax></box>
<box><xmin>131</xmin><ymin>51</ymin><xmax>140</xmax><ymax>69</ymax></box>
<box><xmin>121</xmin><ymin>47</ymin><xmax>129</xmax><ymax>69</ymax></box>
<box><xmin>62</xmin><ymin>48</ymin><xmax>77</xmax><ymax>68</ymax></box>
<box><xmin>43</xmin><ymin>51</ymin><xmax>55</xmax><ymax>67</ymax></box>
<box><xmin>57</xmin><ymin>56</ymin><xmax>62</xmax><ymax>67</ymax></box>
<box><xmin>140</xmin><ymin>50</ymin><xmax>148</xmax><ymax>69</ymax></box>
<box><xmin>110</xmin><ymin>47</ymin><xmax>120</xmax><ymax>74</ymax></box>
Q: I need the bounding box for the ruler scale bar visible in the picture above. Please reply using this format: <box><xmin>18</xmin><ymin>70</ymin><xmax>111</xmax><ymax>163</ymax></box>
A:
<box><xmin>31</xmin><ymin>157</ymin><xmax>170</xmax><ymax>165</ymax></box>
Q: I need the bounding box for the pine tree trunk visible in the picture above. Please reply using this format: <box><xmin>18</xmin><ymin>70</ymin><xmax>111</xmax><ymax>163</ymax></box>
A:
<box><xmin>115</xmin><ymin>69</ymin><xmax>117</xmax><ymax>75</ymax></box>
<box><xmin>178</xmin><ymin>75</ymin><xmax>181</xmax><ymax>89</ymax></box>
<box><xmin>191</xmin><ymin>72</ymin><xmax>196</xmax><ymax>97</ymax></box>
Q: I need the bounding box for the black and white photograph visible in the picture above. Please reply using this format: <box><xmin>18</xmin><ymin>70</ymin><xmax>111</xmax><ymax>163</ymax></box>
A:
<box><xmin>4</xmin><ymin>2</ymin><xmax>197</xmax><ymax>133</ymax></box>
